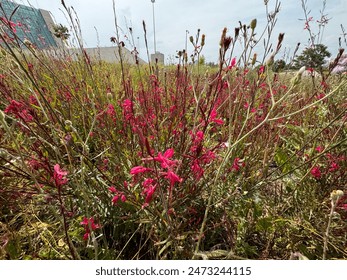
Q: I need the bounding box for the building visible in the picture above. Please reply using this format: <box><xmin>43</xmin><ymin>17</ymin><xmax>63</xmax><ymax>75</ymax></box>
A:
<box><xmin>0</xmin><ymin>0</ymin><xmax>60</xmax><ymax>48</ymax></box>
<box><xmin>151</xmin><ymin>51</ymin><xmax>164</xmax><ymax>64</ymax></box>
<box><xmin>0</xmin><ymin>0</ymin><xmax>144</xmax><ymax>64</ymax></box>
<box><xmin>71</xmin><ymin>46</ymin><xmax>146</xmax><ymax>65</ymax></box>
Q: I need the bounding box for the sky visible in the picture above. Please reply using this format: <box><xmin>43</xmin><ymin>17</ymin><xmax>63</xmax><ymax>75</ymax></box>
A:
<box><xmin>17</xmin><ymin>0</ymin><xmax>347</xmax><ymax>63</ymax></box>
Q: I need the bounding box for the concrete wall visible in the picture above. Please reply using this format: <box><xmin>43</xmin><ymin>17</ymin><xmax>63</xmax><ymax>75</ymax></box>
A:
<box><xmin>79</xmin><ymin>46</ymin><xmax>145</xmax><ymax>64</ymax></box>
<box><xmin>151</xmin><ymin>52</ymin><xmax>165</xmax><ymax>64</ymax></box>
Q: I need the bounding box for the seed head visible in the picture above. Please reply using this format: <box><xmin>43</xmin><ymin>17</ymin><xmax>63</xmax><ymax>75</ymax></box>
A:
<box><xmin>251</xmin><ymin>53</ymin><xmax>257</xmax><ymax>66</ymax></box>
<box><xmin>234</xmin><ymin>27</ymin><xmax>240</xmax><ymax>39</ymax></box>
<box><xmin>250</xmin><ymin>19</ymin><xmax>257</xmax><ymax>30</ymax></box>
<box><xmin>189</xmin><ymin>35</ymin><xmax>194</xmax><ymax>44</ymax></box>
<box><xmin>201</xmin><ymin>34</ymin><xmax>205</xmax><ymax>47</ymax></box>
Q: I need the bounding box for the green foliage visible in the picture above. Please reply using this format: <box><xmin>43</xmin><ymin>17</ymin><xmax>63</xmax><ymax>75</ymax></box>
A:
<box><xmin>292</xmin><ymin>44</ymin><xmax>331</xmax><ymax>71</ymax></box>
<box><xmin>53</xmin><ymin>24</ymin><xmax>70</xmax><ymax>41</ymax></box>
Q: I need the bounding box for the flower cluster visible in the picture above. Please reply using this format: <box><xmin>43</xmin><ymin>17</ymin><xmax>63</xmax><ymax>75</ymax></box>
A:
<box><xmin>53</xmin><ymin>164</ymin><xmax>68</xmax><ymax>187</ymax></box>
<box><xmin>130</xmin><ymin>148</ymin><xmax>182</xmax><ymax>208</ymax></box>
<box><xmin>4</xmin><ymin>99</ymin><xmax>34</xmax><ymax>123</ymax></box>
<box><xmin>80</xmin><ymin>217</ymin><xmax>100</xmax><ymax>240</ymax></box>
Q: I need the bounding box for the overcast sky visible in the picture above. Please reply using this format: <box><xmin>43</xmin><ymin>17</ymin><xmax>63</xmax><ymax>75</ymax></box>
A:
<box><xmin>22</xmin><ymin>0</ymin><xmax>347</xmax><ymax>63</ymax></box>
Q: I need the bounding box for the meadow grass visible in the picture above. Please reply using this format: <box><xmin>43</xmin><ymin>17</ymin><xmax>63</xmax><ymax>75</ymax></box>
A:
<box><xmin>0</xmin><ymin>1</ymin><xmax>346</xmax><ymax>260</ymax></box>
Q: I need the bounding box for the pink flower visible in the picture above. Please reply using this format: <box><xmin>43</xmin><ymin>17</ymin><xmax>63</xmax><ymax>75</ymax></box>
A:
<box><xmin>130</xmin><ymin>166</ymin><xmax>150</xmax><ymax>175</ymax></box>
<box><xmin>106</xmin><ymin>103</ymin><xmax>116</xmax><ymax>117</ymax></box>
<box><xmin>316</xmin><ymin>93</ymin><xmax>325</xmax><ymax>100</ymax></box>
<box><xmin>164</xmin><ymin>170</ymin><xmax>182</xmax><ymax>187</ymax></box>
<box><xmin>80</xmin><ymin>217</ymin><xmax>100</xmax><ymax>240</ymax></box>
<box><xmin>315</xmin><ymin>146</ymin><xmax>324</xmax><ymax>153</ymax></box>
<box><xmin>0</xmin><ymin>17</ymin><xmax>17</xmax><ymax>32</ymax></box>
<box><xmin>154</xmin><ymin>148</ymin><xmax>177</xmax><ymax>169</ymax></box>
<box><xmin>328</xmin><ymin>162</ymin><xmax>339</xmax><ymax>172</ymax></box>
<box><xmin>231</xmin><ymin>157</ymin><xmax>244</xmax><ymax>172</ymax></box>
<box><xmin>310</xmin><ymin>166</ymin><xmax>321</xmax><ymax>179</ymax></box>
<box><xmin>4</xmin><ymin>99</ymin><xmax>33</xmax><ymax>122</ymax></box>
<box><xmin>122</xmin><ymin>99</ymin><xmax>134</xmax><ymax>120</ymax></box>
<box><xmin>228</xmin><ymin>57</ymin><xmax>237</xmax><ymax>69</ymax></box>
<box><xmin>191</xmin><ymin>160</ymin><xmax>204</xmax><ymax>180</ymax></box>
<box><xmin>109</xmin><ymin>186</ymin><xmax>127</xmax><ymax>205</ymax></box>
<box><xmin>209</xmin><ymin>108</ymin><xmax>224</xmax><ymax>125</ymax></box>
<box><xmin>53</xmin><ymin>164</ymin><xmax>68</xmax><ymax>187</ymax></box>
<box><xmin>142</xmin><ymin>185</ymin><xmax>156</xmax><ymax>207</ymax></box>
<box><xmin>196</xmin><ymin>131</ymin><xmax>204</xmax><ymax>142</ymax></box>
<box><xmin>258</xmin><ymin>65</ymin><xmax>265</xmax><ymax>74</ymax></box>
<box><xmin>140</xmin><ymin>178</ymin><xmax>157</xmax><ymax>207</ymax></box>
<box><xmin>201</xmin><ymin>150</ymin><xmax>216</xmax><ymax>164</ymax></box>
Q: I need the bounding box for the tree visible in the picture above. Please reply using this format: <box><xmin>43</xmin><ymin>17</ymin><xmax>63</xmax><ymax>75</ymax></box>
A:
<box><xmin>272</xmin><ymin>59</ymin><xmax>287</xmax><ymax>72</ymax></box>
<box><xmin>52</xmin><ymin>24</ymin><xmax>70</xmax><ymax>43</ymax></box>
<box><xmin>292</xmin><ymin>44</ymin><xmax>331</xmax><ymax>72</ymax></box>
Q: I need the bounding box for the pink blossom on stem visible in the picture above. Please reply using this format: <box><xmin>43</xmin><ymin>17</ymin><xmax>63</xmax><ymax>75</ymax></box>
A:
<box><xmin>231</xmin><ymin>157</ymin><xmax>244</xmax><ymax>172</ymax></box>
<box><xmin>154</xmin><ymin>148</ymin><xmax>177</xmax><ymax>169</ymax></box>
<box><xmin>209</xmin><ymin>108</ymin><xmax>224</xmax><ymax>125</ymax></box>
<box><xmin>109</xmin><ymin>186</ymin><xmax>127</xmax><ymax>205</ymax></box>
<box><xmin>310</xmin><ymin>166</ymin><xmax>322</xmax><ymax>179</ymax></box>
<box><xmin>315</xmin><ymin>146</ymin><xmax>324</xmax><ymax>153</ymax></box>
<box><xmin>80</xmin><ymin>217</ymin><xmax>100</xmax><ymax>240</ymax></box>
<box><xmin>228</xmin><ymin>57</ymin><xmax>237</xmax><ymax>69</ymax></box>
<box><xmin>191</xmin><ymin>160</ymin><xmax>204</xmax><ymax>180</ymax></box>
<box><xmin>328</xmin><ymin>162</ymin><xmax>339</xmax><ymax>172</ymax></box>
<box><xmin>130</xmin><ymin>166</ymin><xmax>150</xmax><ymax>175</ymax></box>
<box><xmin>142</xmin><ymin>184</ymin><xmax>156</xmax><ymax>207</ymax></box>
<box><xmin>53</xmin><ymin>164</ymin><xmax>68</xmax><ymax>187</ymax></box>
<box><xmin>164</xmin><ymin>170</ymin><xmax>183</xmax><ymax>187</ymax></box>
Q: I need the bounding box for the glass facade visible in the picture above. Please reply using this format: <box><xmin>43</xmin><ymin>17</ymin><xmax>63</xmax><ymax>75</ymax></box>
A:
<box><xmin>0</xmin><ymin>0</ymin><xmax>57</xmax><ymax>48</ymax></box>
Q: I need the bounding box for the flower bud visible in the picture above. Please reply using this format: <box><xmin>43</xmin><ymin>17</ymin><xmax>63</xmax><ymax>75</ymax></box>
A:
<box><xmin>64</xmin><ymin>120</ymin><xmax>72</xmax><ymax>127</ymax></box>
<box><xmin>189</xmin><ymin>35</ymin><xmax>194</xmax><ymax>44</ymax></box>
<box><xmin>234</xmin><ymin>27</ymin><xmax>240</xmax><ymax>39</ymax></box>
<box><xmin>250</xmin><ymin>19</ymin><xmax>257</xmax><ymax>30</ymax></box>
<box><xmin>220</xmin><ymin>27</ymin><xmax>227</xmax><ymax>46</ymax></box>
<box><xmin>330</xmin><ymin>190</ymin><xmax>344</xmax><ymax>203</ymax></box>
<box><xmin>201</xmin><ymin>34</ymin><xmax>205</xmax><ymax>47</ymax></box>
<box><xmin>251</xmin><ymin>53</ymin><xmax>257</xmax><ymax>65</ymax></box>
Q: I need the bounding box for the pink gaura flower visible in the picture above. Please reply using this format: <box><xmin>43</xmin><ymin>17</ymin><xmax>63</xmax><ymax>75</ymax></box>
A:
<box><xmin>316</xmin><ymin>93</ymin><xmax>325</xmax><ymax>100</ymax></box>
<box><xmin>191</xmin><ymin>160</ymin><xmax>204</xmax><ymax>180</ymax></box>
<box><xmin>106</xmin><ymin>103</ymin><xmax>116</xmax><ymax>117</ymax></box>
<box><xmin>108</xmin><ymin>186</ymin><xmax>127</xmax><ymax>205</ymax></box>
<box><xmin>315</xmin><ymin>146</ymin><xmax>324</xmax><ymax>153</ymax></box>
<box><xmin>209</xmin><ymin>108</ymin><xmax>224</xmax><ymax>125</ymax></box>
<box><xmin>195</xmin><ymin>131</ymin><xmax>204</xmax><ymax>142</ymax></box>
<box><xmin>4</xmin><ymin>99</ymin><xmax>33</xmax><ymax>123</ymax></box>
<box><xmin>130</xmin><ymin>166</ymin><xmax>150</xmax><ymax>175</ymax></box>
<box><xmin>122</xmin><ymin>99</ymin><xmax>134</xmax><ymax>120</ymax></box>
<box><xmin>258</xmin><ymin>65</ymin><xmax>265</xmax><ymax>74</ymax></box>
<box><xmin>328</xmin><ymin>162</ymin><xmax>339</xmax><ymax>172</ymax></box>
<box><xmin>164</xmin><ymin>170</ymin><xmax>183</xmax><ymax>187</ymax></box>
<box><xmin>231</xmin><ymin>157</ymin><xmax>244</xmax><ymax>172</ymax></box>
<box><xmin>201</xmin><ymin>150</ymin><xmax>216</xmax><ymax>165</ymax></box>
<box><xmin>80</xmin><ymin>217</ymin><xmax>100</xmax><ymax>240</ymax></box>
<box><xmin>154</xmin><ymin>148</ymin><xmax>177</xmax><ymax>169</ymax></box>
<box><xmin>142</xmin><ymin>184</ymin><xmax>156</xmax><ymax>207</ymax></box>
<box><xmin>310</xmin><ymin>166</ymin><xmax>321</xmax><ymax>179</ymax></box>
<box><xmin>228</xmin><ymin>57</ymin><xmax>237</xmax><ymax>69</ymax></box>
<box><xmin>53</xmin><ymin>164</ymin><xmax>68</xmax><ymax>187</ymax></box>
<box><xmin>0</xmin><ymin>17</ymin><xmax>17</xmax><ymax>32</ymax></box>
